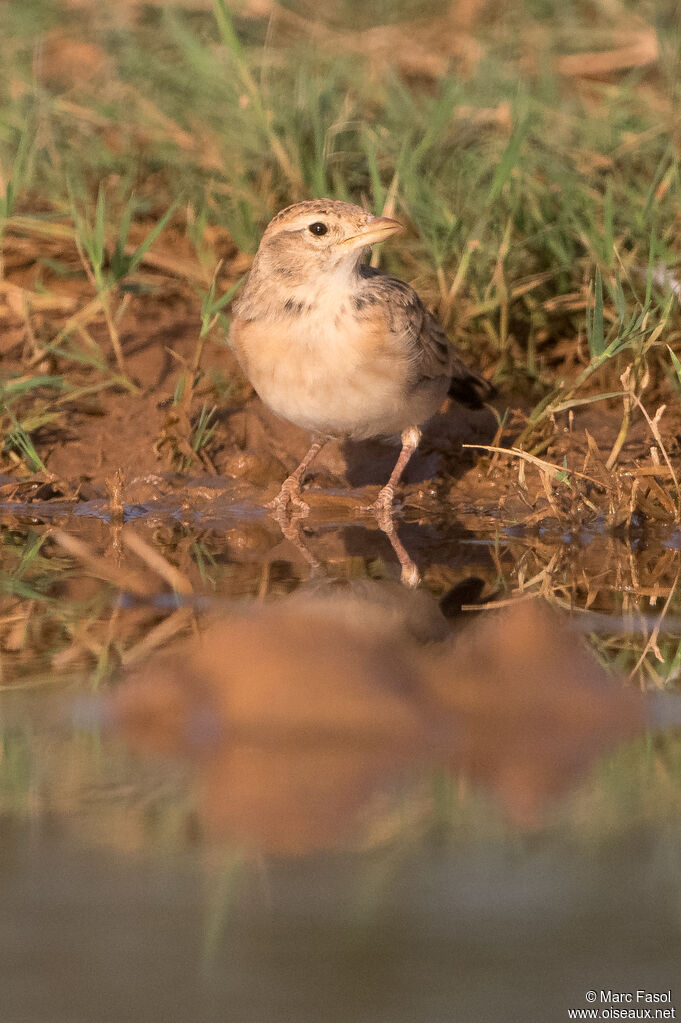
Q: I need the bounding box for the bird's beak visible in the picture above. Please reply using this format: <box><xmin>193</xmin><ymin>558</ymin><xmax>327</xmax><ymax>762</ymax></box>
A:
<box><xmin>342</xmin><ymin>216</ymin><xmax>404</xmax><ymax>249</ymax></box>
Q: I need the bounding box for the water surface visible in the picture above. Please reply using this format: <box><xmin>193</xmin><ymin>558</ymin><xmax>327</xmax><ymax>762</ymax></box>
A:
<box><xmin>1</xmin><ymin>495</ymin><xmax>680</xmax><ymax>1021</ymax></box>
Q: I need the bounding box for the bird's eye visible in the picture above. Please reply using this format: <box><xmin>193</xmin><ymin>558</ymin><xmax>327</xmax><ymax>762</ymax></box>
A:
<box><xmin>308</xmin><ymin>222</ymin><xmax>328</xmax><ymax>236</ymax></box>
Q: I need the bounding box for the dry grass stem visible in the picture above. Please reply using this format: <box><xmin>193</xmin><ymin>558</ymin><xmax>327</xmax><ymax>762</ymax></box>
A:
<box><xmin>52</xmin><ymin>529</ymin><xmax>153</xmax><ymax>596</ymax></box>
<box><xmin>122</xmin><ymin>529</ymin><xmax>194</xmax><ymax>595</ymax></box>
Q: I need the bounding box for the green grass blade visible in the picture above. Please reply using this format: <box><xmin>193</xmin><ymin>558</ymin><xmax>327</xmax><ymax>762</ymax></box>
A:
<box><xmin>668</xmin><ymin>345</ymin><xmax>681</xmax><ymax>388</ymax></box>
<box><xmin>486</xmin><ymin>119</ymin><xmax>526</xmax><ymax>206</ymax></box>
<box><xmin>126</xmin><ymin>202</ymin><xmax>179</xmax><ymax>276</ymax></box>
<box><xmin>94</xmin><ymin>184</ymin><xmax>106</xmax><ymax>274</ymax></box>
<box><xmin>588</xmin><ymin>267</ymin><xmax>605</xmax><ymax>359</ymax></box>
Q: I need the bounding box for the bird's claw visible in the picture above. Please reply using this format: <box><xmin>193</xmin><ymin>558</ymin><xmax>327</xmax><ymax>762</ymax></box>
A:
<box><xmin>266</xmin><ymin>477</ymin><xmax>310</xmax><ymax>518</ymax></box>
<box><xmin>371</xmin><ymin>485</ymin><xmax>397</xmax><ymax>531</ymax></box>
<box><xmin>373</xmin><ymin>483</ymin><xmax>394</xmax><ymax>510</ymax></box>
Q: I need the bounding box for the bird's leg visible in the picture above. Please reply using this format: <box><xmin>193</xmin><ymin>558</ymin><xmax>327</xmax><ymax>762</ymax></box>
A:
<box><xmin>371</xmin><ymin>426</ymin><xmax>422</xmax><ymax>586</ymax></box>
<box><xmin>267</xmin><ymin>436</ymin><xmax>326</xmax><ymax>515</ymax></box>
<box><xmin>382</xmin><ymin>525</ymin><xmax>421</xmax><ymax>588</ymax></box>
<box><xmin>373</xmin><ymin>426</ymin><xmax>421</xmax><ymax>520</ymax></box>
<box><xmin>272</xmin><ymin>506</ymin><xmax>321</xmax><ymax>572</ymax></box>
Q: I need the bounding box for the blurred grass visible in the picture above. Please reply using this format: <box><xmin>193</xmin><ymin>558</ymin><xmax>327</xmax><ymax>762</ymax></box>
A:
<box><xmin>0</xmin><ymin>0</ymin><xmax>680</xmax><ymax>466</ymax></box>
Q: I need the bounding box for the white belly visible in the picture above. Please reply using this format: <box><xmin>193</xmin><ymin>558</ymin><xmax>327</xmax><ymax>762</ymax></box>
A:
<box><xmin>237</xmin><ymin>316</ymin><xmax>420</xmax><ymax>439</ymax></box>
<box><xmin>231</xmin><ymin>284</ymin><xmax>449</xmax><ymax>439</ymax></box>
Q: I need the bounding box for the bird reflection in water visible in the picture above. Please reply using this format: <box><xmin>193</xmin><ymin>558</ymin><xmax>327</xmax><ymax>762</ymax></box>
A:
<box><xmin>109</xmin><ymin>582</ymin><xmax>644</xmax><ymax>855</ymax></box>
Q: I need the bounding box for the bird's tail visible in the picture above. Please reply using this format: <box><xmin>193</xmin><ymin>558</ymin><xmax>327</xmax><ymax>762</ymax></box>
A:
<box><xmin>448</xmin><ymin>363</ymin><xmax>496</xmax><ymax>410</ymax></box>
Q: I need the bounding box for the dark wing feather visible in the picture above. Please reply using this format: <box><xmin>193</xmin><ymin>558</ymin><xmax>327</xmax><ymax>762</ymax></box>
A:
<box><xmin>358</xmin><ymin>265</ymin><xmax>495</xmax><ymax>409</ymax></box>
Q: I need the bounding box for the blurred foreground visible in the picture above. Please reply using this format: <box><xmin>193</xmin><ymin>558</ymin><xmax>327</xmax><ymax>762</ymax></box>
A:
<box><xmin>1</xmin><ymin>509</ymin><xmax>681</xmax><ymax>1020</ymax></box>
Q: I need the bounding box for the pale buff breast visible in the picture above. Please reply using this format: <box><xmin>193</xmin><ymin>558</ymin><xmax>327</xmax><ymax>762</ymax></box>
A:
<box><xmin>230</xmin><ymin>308</ymin><xmax>445</xmax><ymax>439</ymax></box>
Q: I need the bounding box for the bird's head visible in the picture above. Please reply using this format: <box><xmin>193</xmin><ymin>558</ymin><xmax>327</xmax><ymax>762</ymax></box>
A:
<box><xmin>253</xmin><ymin>199</ymin><xmax>403</xmax><ymax>282</ymax></box>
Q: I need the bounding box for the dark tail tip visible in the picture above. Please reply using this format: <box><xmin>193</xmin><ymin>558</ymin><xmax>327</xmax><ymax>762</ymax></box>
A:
<box><xmin>448</xmin><ymin>373</ymin><xmax>496</xmax><ymax>410</ymax></box>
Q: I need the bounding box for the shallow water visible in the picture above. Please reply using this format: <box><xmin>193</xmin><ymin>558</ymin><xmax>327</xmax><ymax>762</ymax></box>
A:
<box><xmin>1</xmin><ymin>493</ymin><xmax>680</xmax><ymax>1021</ymax></box>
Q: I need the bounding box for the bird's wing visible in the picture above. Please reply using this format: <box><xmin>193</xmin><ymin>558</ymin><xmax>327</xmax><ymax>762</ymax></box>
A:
<box><xmin>360</xmin><ymin>267</ymin><xmax>494</xmax><ymax>409</ymax></box>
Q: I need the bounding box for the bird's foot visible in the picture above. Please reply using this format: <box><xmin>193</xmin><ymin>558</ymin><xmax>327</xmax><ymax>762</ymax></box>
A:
<box><xmin>266</xmin><ymin>476</ymin><xmax>310</xmax><ymax>517</ymax></box>
<box><xmin>274</xmin><ymin>508</ymin><xmax>320</xmax><ymax>571</ymax></box>
<box><xmin>400</xmin><ymin>561</ymin><xmax>421</xmax><ymax>589</ymax></box>
<box><xmin>370</xmin><ymin>489</ymin><xmax>420</xmax><ymax>587</ymax></box>
<box><xmin>372</xmin><ymin>484</ymin><xmax>396</xmax><ymax>532</ymax></box>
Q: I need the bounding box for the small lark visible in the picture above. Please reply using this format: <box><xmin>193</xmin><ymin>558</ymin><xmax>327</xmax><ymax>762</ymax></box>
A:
<box><xmin>230</xmin><ymin>199</ymin><xmax>493</xmax><ymax>518</ymax></box>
